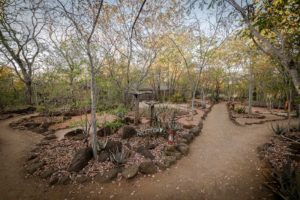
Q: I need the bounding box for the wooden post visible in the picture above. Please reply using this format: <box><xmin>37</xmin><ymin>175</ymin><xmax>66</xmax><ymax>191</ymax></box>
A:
<box><xmin>145</xmin><ymin>101</ymin><xmax>158</xmax><ymax>126</ymax></box>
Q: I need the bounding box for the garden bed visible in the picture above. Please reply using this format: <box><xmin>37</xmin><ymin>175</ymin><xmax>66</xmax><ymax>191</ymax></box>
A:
<box><xmin>227</xmin><ymin>102</ymin><xmax>288</xmax><ymax>126</ymax></box>
<box><xmin>20</xmin><ymin>102</ymin><xmax>214</xmax><ymax>185</ymax></box>
<box><xmin>258</xmin><ymin>129</ymin><xmax>300</xmax><ymax>199</ymax></box>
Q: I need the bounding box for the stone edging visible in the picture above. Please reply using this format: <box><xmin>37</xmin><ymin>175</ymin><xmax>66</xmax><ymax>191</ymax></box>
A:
<box><xmin>226</xmin><ymin>102</ymin><xmax>288</xmax><ymax>126</ymax></box>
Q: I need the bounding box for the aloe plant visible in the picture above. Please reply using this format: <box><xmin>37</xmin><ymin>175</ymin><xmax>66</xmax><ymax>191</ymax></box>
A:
<box><xmin>271</xmin><ymin>123</ymin><xmax>286</xmax><ymax>135</ymax></box>
<box><xmin>109</xmin><ymin>148</ymin><xmax>129</xmax><ymax>166</ymax></box>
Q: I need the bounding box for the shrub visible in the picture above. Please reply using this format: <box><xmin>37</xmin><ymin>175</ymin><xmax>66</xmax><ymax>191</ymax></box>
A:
<box><xmin>170</xmin><ymin>93</ymin><xmax>186</xmax><ymax>103</ymax></box>
<box><xmin>234</xmin><ymin>106</ymin><xmax>246</xmax><ymax>114</ymax></box>
<box><xmin>103</xmin><ymin>119</ymin><xmax>124</xmax><ymax>130</ymax></box>
<box><xmin>113</xmin><ymin>104</ymin><xmax>128</xmax><ymax>118</ymax></box>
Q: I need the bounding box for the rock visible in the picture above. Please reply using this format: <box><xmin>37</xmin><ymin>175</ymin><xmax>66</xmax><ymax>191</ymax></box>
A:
<box><xmin>189</xmin><ymin>126</ymin><xmax>201</xmax><ymax>136</ymax></box>
<box><xmin>24</xmin><ymin>121</ymin><xmax>40</xmax><ymax>129</ymax></box>
<box><xmin>68</xmin><ymin>147</ymin><xmax>93</xmax><ymax>172</ymax></box>
<box><xmin>105</xmin><ymin>140</ymin><xmax>122</xmax><ymax>153</ymax></box>
<box><xmin>95</xmin><ymin>168</ymin><xmax>119</xmax><ymax>183</ymax></box>
<box><xmin>0</xmin><ymin>114</ymin><xmax>13</xmax><ymax>120</ymax></box>
<box><xmin>182</xmin><ymin>133</ymin><xmax>194</xmax><ymax>143</ymax></box>
<box><xmin>122</xmin><ymin>165</ymin><xmax>139</xmax><ymax>179</ymax></box>
<box><xmin>176</xmin><ymin>143</ymin><xmax>189</xmax><ymax>155</ymax></box>
<box><xmin>98</xmin><ymin>150</ymin><xmax>110</xmax><ymax>162</ymax></box>
<box><xmin>182</xmin><ymin>124</ymin><xmax>194</xmax><ymax>129</ymax></box>
<box><xmin>162</xmin><ymin>156</ymin><xmax>177</xmax><ymax>167</ymax></box>
<box><xmin>3</xmin><ymin>106</ymin><xmax>36</xmax><ymax>115</ymax></box>
<box><xmin>58</xmin><ymin>175</ymin><xmax>71</xmax><ymax>185</ymax></box>
<box><xmin>177</xmin><ymin>138</ymin><xmax>188</xmax><ymax>144</ymax></box>
<box><xmin>27</xmin><ymin>153</ymin><xmax>38</xmax><ymax>161</ymax></box>
<box><xmin>65</xmin><ymin>129</ymin><xmax>84</xmax><ymax>138</ymax></box>
<box><xmin>33</xmin><ymin>126</ymin><xmax>48</xmax><ymax>133</ymax></box>
<box><xmin>136</xmin><ymin>146</ymin><xmax>155</xmax><ymax>160</ymax></box>
<box><xmin>155</xmin><ymin>162</ymin><xmax>167</xmax><ymax>171</ymax></box>
<box><xmin>76</xmin><ymin>176</ymin><xmax>90</xmax><ymax>183</ymax></box>
<box><xmin>36</xmin><ymin>140</ymin><xmax>50</xmax><ymax>146</ymax></box>
<box><xmin>97</xmin><ymin>127</ymin><xmax>112</xmax><ymax>137</ymax></box>
<box><xmin>147</xmin><ymin>143</ymin><xmax>157</xmax><ymax>150</ymax></box>
<box><xmin>120</xmin><ymin>125</ymin><xmax>137</xmax><ymax>139</ymax></box>
<box><xmin>139</xmin><ymin>161</ymin><xmax>157</xmax><ymax>174</ymax></box>
<box><xmin>49</xmin><ymin>176</ymin><xmax>59</xmax><ymax>185</ymax></box>
<box><xmin>123</xmin><ymin>116</ymin><xmax>134</xmax><ymax>124</ymax></box>
<box><xmin>164</xmin><ymin>145</ymin><xmax>177</xmax><ymax>152</ymax></box>
<box><xmin>44</xmin><ymin>134</ymin><xmax>57</xmax><ymax>140</ymax></box>
<box><xmin>40</xmin><ymin>170</ymin><xmax>54</xmax><ymax>179</ymax></box>
<box><xmin>174</xmin><ymin>152</ymin><xmax>182</xmax><ymax>160</ymax></box>
<box><xmin>27</xmin><ymin>162</ymin><xmax>44</xmax><ymax>174</ymax></box>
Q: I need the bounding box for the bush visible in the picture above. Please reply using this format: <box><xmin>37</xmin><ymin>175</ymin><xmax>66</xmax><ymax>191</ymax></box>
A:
<box><xmin>234</xmin><ymin>106</ymin><xmax>246</xmax><ymax>114</ymax></box>
<box><xmin>103</xmin><ymin>119</ymin><xmax>124</xmax><ymax>130</ymax></box>
<box><xmin>170</xmin><ymin>93</ymin><xmax>186</xmax><ymax>103</ymax></box>
<box><xmin>113</xmin><ymin>104</ymin><xmax>128</xmax><ymax>118</ymax></box>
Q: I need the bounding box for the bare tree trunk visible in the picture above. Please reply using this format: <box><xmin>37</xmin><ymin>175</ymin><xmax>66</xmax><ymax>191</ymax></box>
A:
<box><xmin>248</xmin><ymin>66</ymin><xmax>253</xmax><ymax>115</ymax></box>
<box><xmin>25</xmin><ymin>80</ymin><xmax>33</xmax><ymax>105</ymax></box>
<box><xmin>90</xmin><ymin>63</ymin><xmax>98</xmax><ymax>160</ymax></box>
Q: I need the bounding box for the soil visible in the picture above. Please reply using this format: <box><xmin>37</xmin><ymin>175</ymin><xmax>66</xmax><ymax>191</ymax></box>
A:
<box><xmin>0</xmin><ymin>103</ymin><xmax>277</xmax><ymax>199</ymax></box>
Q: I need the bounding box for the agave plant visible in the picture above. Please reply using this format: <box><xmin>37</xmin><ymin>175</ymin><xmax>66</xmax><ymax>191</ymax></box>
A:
<box><xmin>96</xmin><ymin>139</ymin><xmax>108</xmax><ymax>151</ymax></box>
<box><xmin>271</xmin><ymin>123</ymin><xmax>286</xmax><ymax>135</ymax></box>
<box><xmin>109</xmin><ymin>147</ymin><xmax>129</xmax><ymax>166</ymax></box>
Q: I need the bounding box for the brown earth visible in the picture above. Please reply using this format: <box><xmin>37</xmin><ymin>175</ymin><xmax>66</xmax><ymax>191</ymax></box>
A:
<box><xmin>0</xmin><ymin>103</ymin><xmax>277</xmax><ymax>200</ymax></box>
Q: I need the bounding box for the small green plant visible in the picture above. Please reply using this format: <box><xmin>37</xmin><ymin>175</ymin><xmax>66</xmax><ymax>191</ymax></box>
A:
<box><xmin>271</xmin><ymin>123</ymin><xmax>287</xmax><ymax>135</ymax></box>
<box><xmin>170</xmin><ymin>93</ymin><xmax>186</xmax><ymax>103</ymax></box>
<box><xmin>109</xmin><ymin>148</ymin><xmax>129</xmax><ymax>166</ymax></box>
<box><xmin>103</xmin><ymin>119</ymin><xmax>124</xmax><ymax>130</ymax></box>
<box><xmin>113</xmin><ymin>104</ymin><xmax>128</xmax><ymax>118</ymax></box>
<box><xmin>234</xmin><ymin>106</ymin><xmax>246</xmax><ymax>114</ymax></box>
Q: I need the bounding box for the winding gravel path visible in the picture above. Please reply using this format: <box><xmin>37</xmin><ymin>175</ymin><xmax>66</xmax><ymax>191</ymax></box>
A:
<box><xmin>0</xmin><ymin>103</ymin><xmax>274</xmax><ymax>200</ymax></box>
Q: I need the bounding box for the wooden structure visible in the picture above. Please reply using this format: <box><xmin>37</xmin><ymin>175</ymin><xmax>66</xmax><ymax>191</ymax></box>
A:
<box><xmin>129</xmin><ymin>91</ymin><xmax>153</xmax><ymax>125</ymax></box>
<box><xmin>145</xmin><ymin>100</ymin><xmax>159</xmax><ymax>126</ymax></box>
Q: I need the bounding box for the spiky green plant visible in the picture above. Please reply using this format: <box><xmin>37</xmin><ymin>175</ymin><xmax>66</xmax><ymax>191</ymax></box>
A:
<box><xmin>271</xmin><ymin>123</ymin><xmax>287</xmax><ymax>135</ymax></box>
<box><xmin>109</xmin><ymin>148</ymin><xmax>129</xmax><ymax>166</ymax></box>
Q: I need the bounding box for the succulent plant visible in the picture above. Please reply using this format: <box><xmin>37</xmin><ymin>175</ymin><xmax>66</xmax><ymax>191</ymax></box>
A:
<box><xmin>109</xmin><ymin>148</ymin><xmax>129</xmax><ymax>166</ymax></box>
<box><xmin>271</xmin><ymin>123</ymin><xmax>287</xmax><ymax>135</ymax></box>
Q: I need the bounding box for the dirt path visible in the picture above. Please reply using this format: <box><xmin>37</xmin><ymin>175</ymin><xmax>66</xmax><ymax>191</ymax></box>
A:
<box><xmin>0</xmin><ymin>103</ymin><xmax>275</xmax><ymax>200</ymax></box>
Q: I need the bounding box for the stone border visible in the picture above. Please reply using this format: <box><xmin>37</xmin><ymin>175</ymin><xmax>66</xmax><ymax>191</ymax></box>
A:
<box><xmin>226</xmin><ymin>102</ymin><xmax>288</xmax><ymax>126</ymax></box>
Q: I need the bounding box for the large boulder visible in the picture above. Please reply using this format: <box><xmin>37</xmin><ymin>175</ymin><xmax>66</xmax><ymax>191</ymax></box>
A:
<box><xmin>198</xmin><ymin>120</ymin><xmax>203</xmax><ymax>129</ymax></box>
<box><xmin>136</xmin><ymin>146</ymin><xmax>154</xmax><ymax>160</ymax></box>
<box><xmin>123</xmin><ymin>116</ymin><xmax>134</xmax><ymax>124</ymax></box>
<box><xmin>120</xmin><ymin>126</ymin><xmax>137</xmax><ymax>139</ymax></box>
<box><xmin>40</xmin><ymin>169</ymin><xmax>55</xmax><ymax>179</ymax></box>
<box><xmin>44</xmin><ymin>134</ymin><xmax>57</xmax><ymax>140</ymax></box>
<box><xmin>182</xmin><ymin>133</ymin><xmax>194</xmax><ymax>143</ymax></box>
<box><xmin>26</xmin><ymin>162</ymin><xmax>44</xmax><ymax>174</ymax></box>
<box><xmin>94</xmin><ymin>168</ymin><xmax>119</xmax><ymax>183</ymax></box>
<box><xmin>139</xmin><ymin>161</ymin><xmax>157</xmax><ymax>174</ymax></box>
<box><xmin>68</xmin><ymin>147</ymin><xmax>93</xmax><ymax>172</ymax></box>
<box><xmin>98</xmin><ymin>150</ymin><xmax>110</xmax><ymax>162</ymax></box>
<box><xmin>162</xmin><ymin>156</ymin><xmax>177</xmax><ymax>167</ymax></box>
<box><xmin>65</xmin><ymin>129</ymin><xmax>84</xmax><ymax>138</ymax></box>
<box><xmin>64</xmin><ymin>130</ymin><xmax>86</xmax><ymax>140</ymax></box>
<box><xmin>176</xmin><ymin>143</ymin><xmax>189</xmax><ymax>155</ymax></box>
<box><xmin>97</xmin><ymin>126</ymin><xmax>112</xmax><ymax>137</ymax></box>
<box><xmin>58</xmin><ymin>175</ymin><xmax>71</xmax><ymax>185</ymax></box>
<box><xmin>189</xmin><ymin>126</ymin><xmax>201</xmax><ymax>136</ymax></box>
<box><xmin>122</xmin><ymin>165</ymin><xmax>139</xmax><ymax>179</ymax></box>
